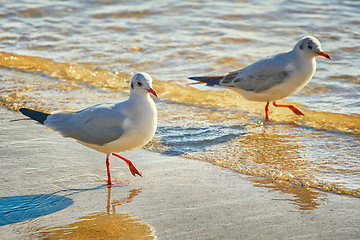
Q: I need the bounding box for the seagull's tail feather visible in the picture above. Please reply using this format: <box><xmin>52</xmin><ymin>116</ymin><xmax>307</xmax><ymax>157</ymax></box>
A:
<box><xmin>188</xmin><ymin>76</ymin><xmax>223</xmax><ymax>86</ymax></box>
<box><xmin>19</xmin><ymin>108</ymin><xmax>50</xmax><ymax>125</ymax></box>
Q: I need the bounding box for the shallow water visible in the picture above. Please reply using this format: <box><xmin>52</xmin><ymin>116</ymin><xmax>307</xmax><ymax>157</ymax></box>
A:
<box><xmin>0</xmin><ymin>0</ymin><xmax>359</xmax><ymax>202</ymax></box>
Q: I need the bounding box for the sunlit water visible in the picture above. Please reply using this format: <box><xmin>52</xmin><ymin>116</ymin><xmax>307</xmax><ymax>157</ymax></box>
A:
<box><xmin>0</xmin><ymin>0</ymin><xmax>359</xmax><ymax>198</ymax></box>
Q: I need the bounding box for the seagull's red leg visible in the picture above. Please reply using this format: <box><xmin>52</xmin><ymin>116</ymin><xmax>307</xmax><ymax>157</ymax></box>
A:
<box><xmin>112</xmin><ymin>153</ymin><xmax>142</xmax><ymax>177</ymax></box>
<box><xmin>273</xmin><ymin>101</ymin><xmax>304</xmax><ymax>116</ymax></box>
<box><xmin>265</xmin><ymin>102</ymin><xmax>270</xmax><ymax>121</ymax></box>
<box><xmin>106</xmin><ymin>155</ymin><xmax>112</xmax><ymax>186</ymax></box>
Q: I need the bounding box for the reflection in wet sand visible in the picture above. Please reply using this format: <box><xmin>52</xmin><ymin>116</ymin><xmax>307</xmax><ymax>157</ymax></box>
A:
<box><xmin>106</xmin><ymin>187</ymin><xmax>142</xmax><ymax>214</ymax></box>
<box><xmin>39</xmin><ymin>188</ymin><xmax>155</xmax><ymax>240</ymax></box>
<box><xmin>250</xmin><ymin>177</ymin><xmax>325</xmax><ymax>210</ymax></box>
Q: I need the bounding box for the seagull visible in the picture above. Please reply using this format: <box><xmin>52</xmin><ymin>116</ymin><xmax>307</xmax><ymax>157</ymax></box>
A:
<box><xmin>19</xmin><ymin>72</ymin><xmax>158</xmax><ymax>186</ymax></box>
<box><xmin>189</xmin><ymin>36</ymin><xmax>331</xmax><ymax>121</ymax></box>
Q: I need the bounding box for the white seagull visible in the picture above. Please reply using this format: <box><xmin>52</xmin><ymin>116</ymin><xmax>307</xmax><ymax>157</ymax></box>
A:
<box><xmin>189</xmin><ymin>36</ymin><xmax>331</xmax><ymax>121</ymax></box>
<box><xmin>19</xmin><ymin>72</ymin><xmax>158</xmax><ymax>186</ymax></box>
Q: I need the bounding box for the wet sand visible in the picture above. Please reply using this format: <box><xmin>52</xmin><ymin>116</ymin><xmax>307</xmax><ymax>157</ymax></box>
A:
<box><xmin>1</xmin><ymin>107</ymin><xmax>359</xmax><ymax>240</ymax></box>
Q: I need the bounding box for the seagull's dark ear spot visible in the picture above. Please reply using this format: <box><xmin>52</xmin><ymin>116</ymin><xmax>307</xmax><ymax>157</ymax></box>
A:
<box><xmin>131</xmin><ymin>82</ymin><xmax>134</xmax><ymax>89</ymax></box>
<box><xmin>299</xmin><ymin>43</ymin><xmax>304</xmax><ymax>50</ymax></box>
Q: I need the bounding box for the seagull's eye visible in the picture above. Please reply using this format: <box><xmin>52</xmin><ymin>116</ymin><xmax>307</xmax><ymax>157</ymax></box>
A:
<box><xmin>308</xmin><ymin>45</ymin><xmax>312</xmax><ymax>50</ymax></box>
<box><xmin>137</xmin><ymin>81</ymin><xmax>142</xmax><ymax>86</ymax></box>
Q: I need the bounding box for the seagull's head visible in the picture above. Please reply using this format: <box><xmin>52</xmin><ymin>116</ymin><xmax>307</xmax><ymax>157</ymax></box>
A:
<box><xmin>295</xmin><ymin>36</ymin><xmax>331</xmax><ymax>60</ymax></box>
<box><xmin>130</xmin><ymin>72</ymin><xmax>158</xmax><ymax>98</ymax></box>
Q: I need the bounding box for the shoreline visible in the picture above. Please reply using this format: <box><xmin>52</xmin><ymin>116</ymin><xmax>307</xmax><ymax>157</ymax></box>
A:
<box><xmin>1</xmin><ymin>108</ymin><xmax>359</xmax><ymax>239</ymax></box>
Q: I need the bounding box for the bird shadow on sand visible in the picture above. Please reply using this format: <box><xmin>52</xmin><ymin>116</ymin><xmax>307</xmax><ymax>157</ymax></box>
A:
<box><xmin>0</xmin><ymin>183</ymin><xmax>129</xmax><ymax>226</ymax></box>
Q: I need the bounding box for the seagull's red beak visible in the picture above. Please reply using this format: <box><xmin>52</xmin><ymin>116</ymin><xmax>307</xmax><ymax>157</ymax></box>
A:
<box><xmin>317</xmin><ymin>51</ymin><xmax>331</xmax><ymax>59</ymax></box>
<box><xmin>147</xmin><ymin>88</ymin><xmax>158</xmax><ymax>98</ymax></box>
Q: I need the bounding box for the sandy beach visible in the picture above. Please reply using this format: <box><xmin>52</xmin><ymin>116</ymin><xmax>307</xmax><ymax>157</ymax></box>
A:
<box><xmin>0</xmin><ymin>108</ymin><xmax>359</xmax><ymax>239</ymax></box>
<box><xmin>1</xmin><ymin>1</ymin><xmax>360</xmax><ymax>239</ymax></box>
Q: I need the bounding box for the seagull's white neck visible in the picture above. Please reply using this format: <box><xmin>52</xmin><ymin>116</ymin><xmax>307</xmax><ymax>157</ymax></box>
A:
<box><xmin>127</xmin><ymin>92</ymin><xmax>156</xmax><ymax>113</ymax></box>
<box><xmin>129</xmin><ymin>92</ymin><xmax>151</xmax><ymax>102</ymax></box>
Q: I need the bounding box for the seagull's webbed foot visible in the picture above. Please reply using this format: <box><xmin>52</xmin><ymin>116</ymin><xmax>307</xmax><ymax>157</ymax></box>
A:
<box><xmin>273</xmin><ymin>101</ymin><xmax>304</xmax><ymax>116</ymax></box>
<box><xmin>112</xmin><ymin>153</ymin><xmax>142</xmax><ymax>177</ymax></box>
<box><xmin>127</xmin><ymin>162</ymin><xmax>143</xmax><ymax>177</ymax></box>
<box><xmin>288</xmin><ymin>106</ymin><xmax>305</xmax><ymax>116</ymax></box>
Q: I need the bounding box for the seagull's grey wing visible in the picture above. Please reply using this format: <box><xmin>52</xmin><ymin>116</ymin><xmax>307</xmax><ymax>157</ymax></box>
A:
<box><xmin>45</xmin><ymin>103</ymin><xmax>128</xmax><ymax>145</ymax></box>
<box><xmin>220</xmin><ymin>55</ymin><xmax>292</xmax><ymax>93</ymax></box>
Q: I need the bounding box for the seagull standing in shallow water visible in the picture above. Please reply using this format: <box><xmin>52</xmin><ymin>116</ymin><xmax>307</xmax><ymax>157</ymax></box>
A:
<box><xmin>20</xmin><ymin>72</ymin><xmax>158</xmax><ymax>186</ymax></box>
<box><xmin>189</xmin><ymin>36</ymin><xmax>331</xmax><ymax>121</ymax></box>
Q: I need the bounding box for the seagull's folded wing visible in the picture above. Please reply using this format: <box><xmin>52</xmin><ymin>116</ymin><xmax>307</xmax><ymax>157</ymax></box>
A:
<box><xmin>220</xmin><ymin>55</ymin><xmax>292</xmax><ymax>93</ymax></box>
<box><xmin>45</xmin><ymin>103</ymin><xmax>128</xmax><ymax>146</ymax></box>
